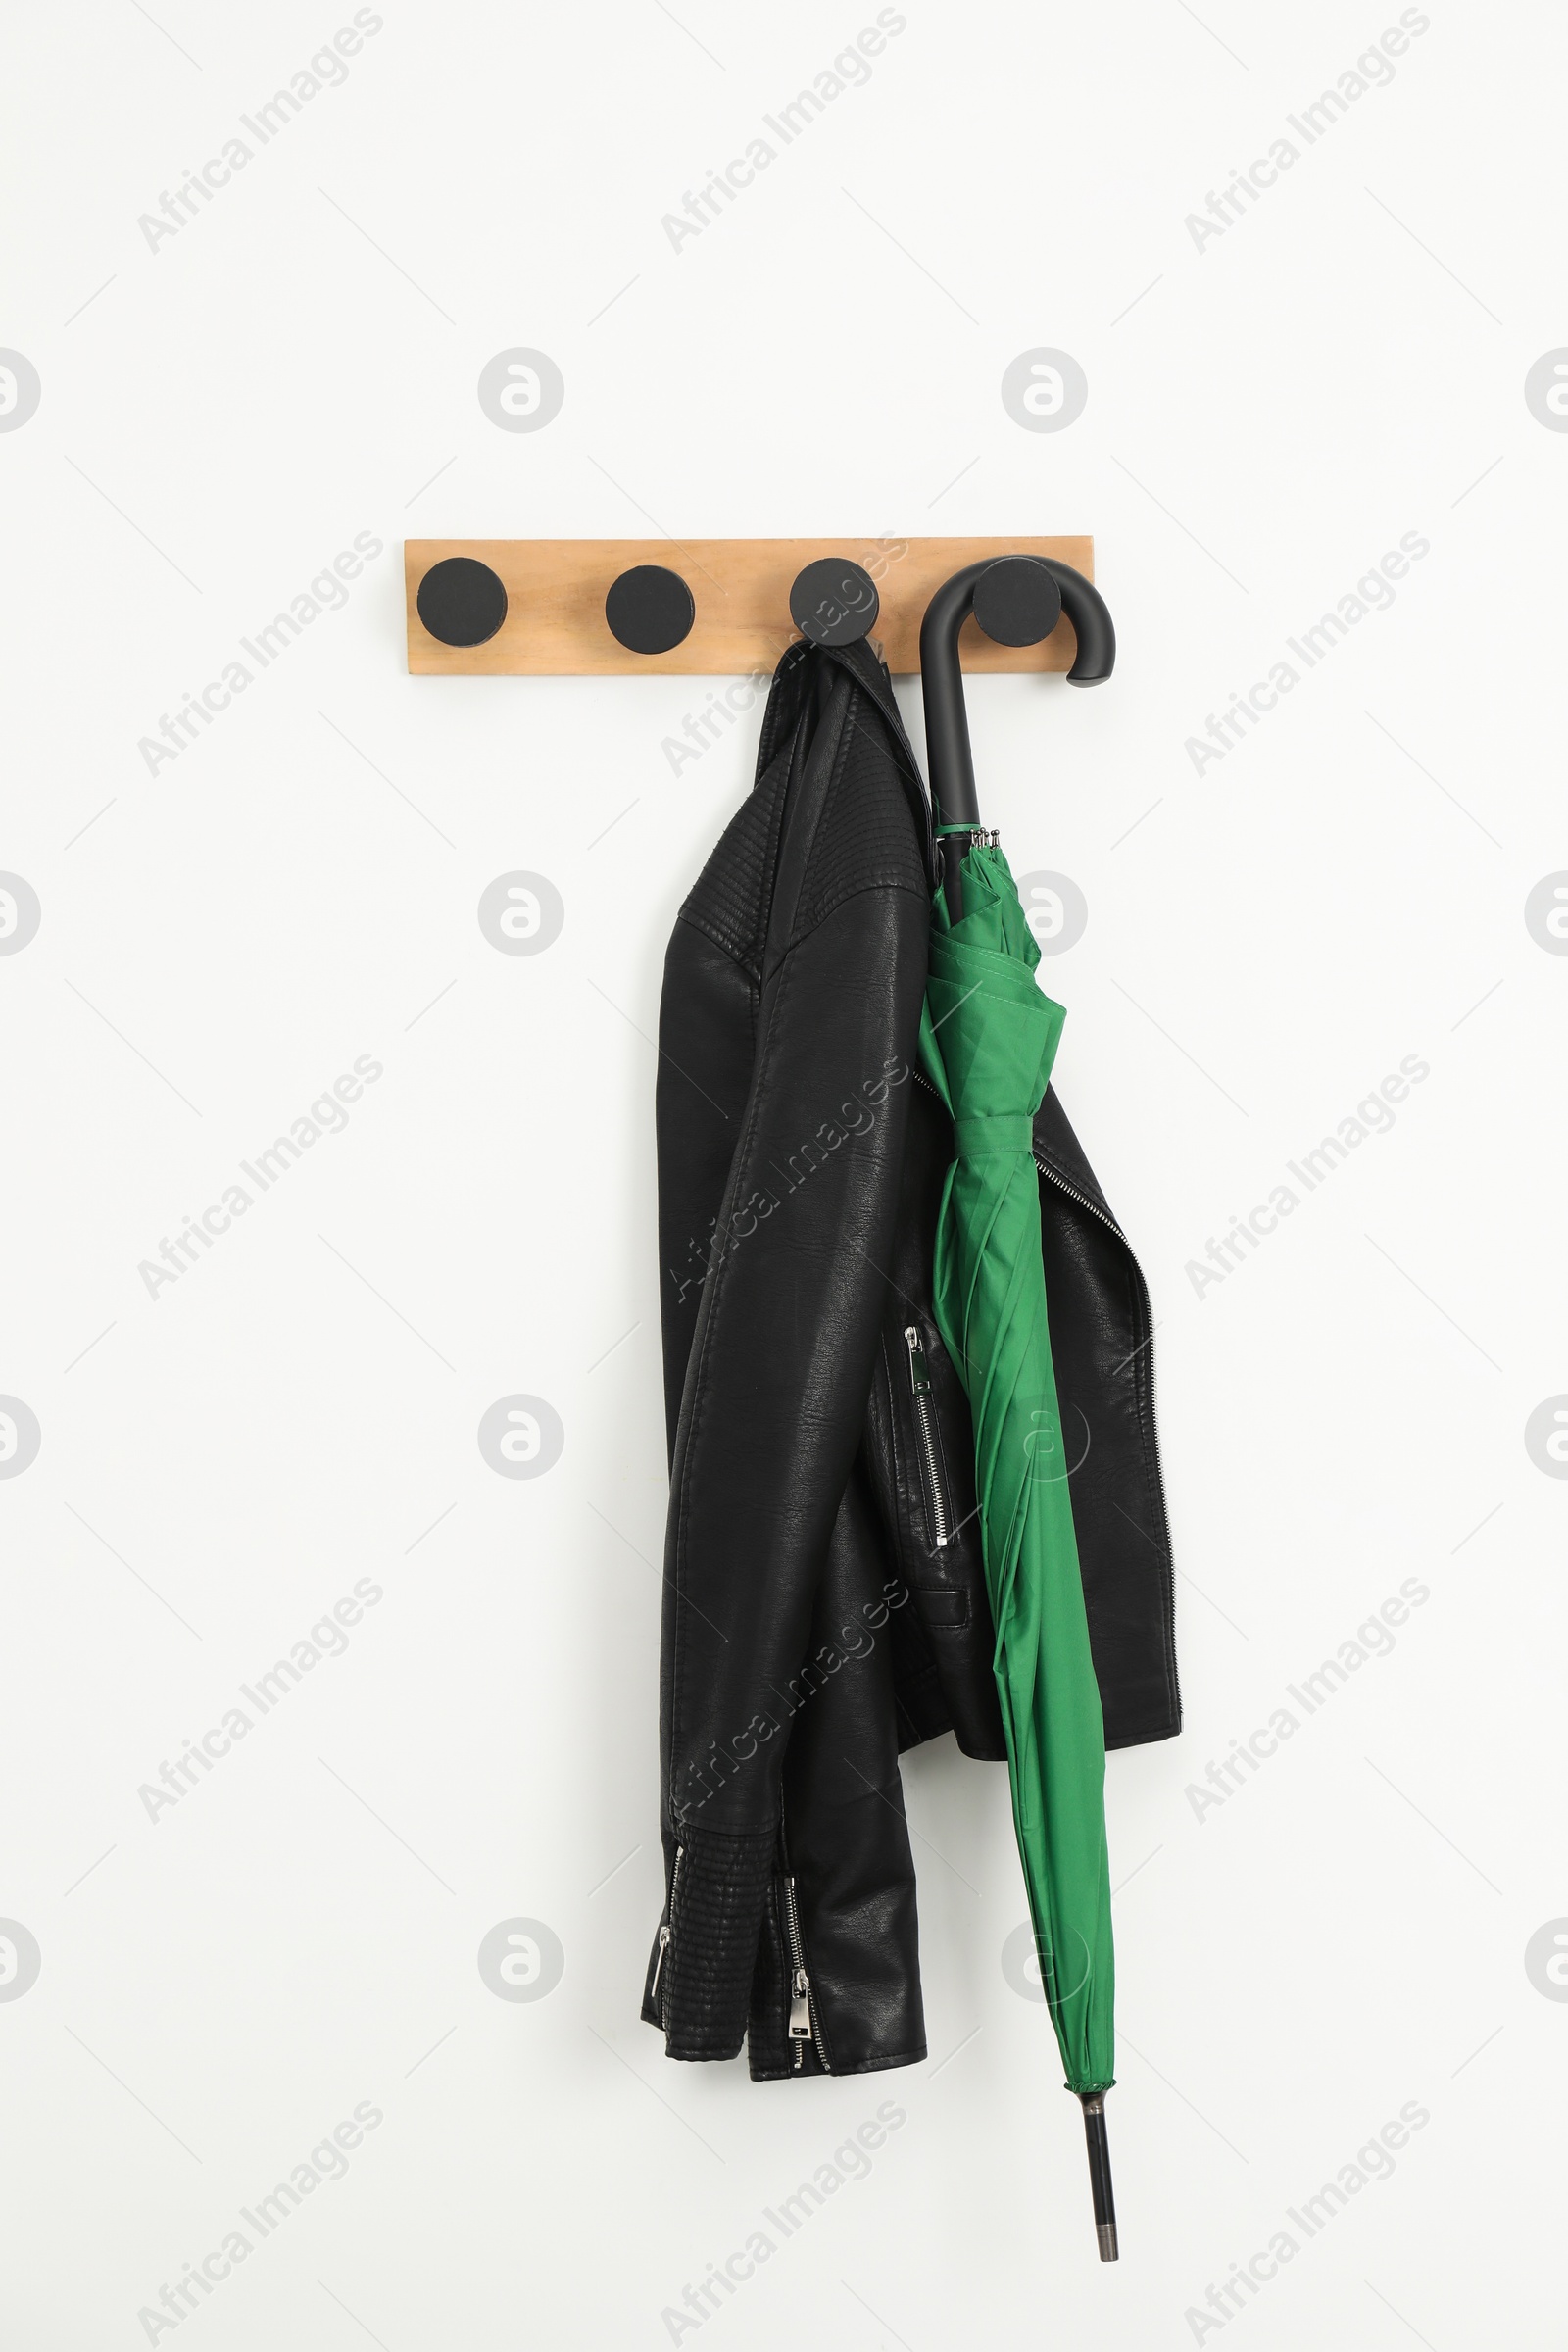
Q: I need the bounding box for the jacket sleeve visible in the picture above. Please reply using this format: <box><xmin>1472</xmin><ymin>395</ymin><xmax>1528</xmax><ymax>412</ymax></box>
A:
<box><xmin>656</xmin><ymin>876</ymin><xmax>928</xmax><ymax>2058</ymax></box>
<box><xmin>655</xmin><ymin>918</ymin><xmax>760</xmax><ymax>1461</ymax></box>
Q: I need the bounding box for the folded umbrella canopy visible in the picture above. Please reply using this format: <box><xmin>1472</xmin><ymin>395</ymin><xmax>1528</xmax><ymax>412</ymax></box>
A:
<box><xmin>918</xmin><ymin>555</ymin><xmax>1123</xmax><ymax>2258</ymax></box>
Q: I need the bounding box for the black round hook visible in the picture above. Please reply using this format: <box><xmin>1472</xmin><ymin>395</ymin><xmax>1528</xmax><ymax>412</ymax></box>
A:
<box><xmin>972</xmin><ymin>556</ymin><xmax>1061</xmax><ymax>648</ymax></box>
<box><xmin>416</xmin><ymin>556</ymin><xmax>508</xmax><ymax>648</ymax></box>
<box><xmin>789</xmin><ymin>557</ymin><xmax>879</xmax><ymax>647</ymax></box>
<box><xmin>920</xmin><ymin>554</ymin><xmax>1116</xmax><ymax>917</ymax></box>
<box><xmin>605</xmin><ymin>564</ymin><xmax>695</xmax><ymax>655</ymax></box>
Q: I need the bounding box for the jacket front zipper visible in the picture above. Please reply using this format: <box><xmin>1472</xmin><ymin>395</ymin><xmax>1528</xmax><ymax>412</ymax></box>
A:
<box><xmin>1030</xmin><ymin>1147</ymin><xmax>1183</xmax><ymax>1732</ymax></box>
<box><xmin>914</xmin><ymin>1067</ymin><xmax>1181</xmax><ymax>1731</ymax></box>
<box><xmin>651</xmin><ymin>1844</ymin><xmax>683</xmax><ymax>2026</ymax></box>
<box><xmin>779</xmin><ymin>1872</ymin><xmax>823</xmax><ymax>2072</ymax></box>
<box><xmin>904</xmin><ymin>1325</ymin><xmax>952</xmax><ymax>1549</ymax></box>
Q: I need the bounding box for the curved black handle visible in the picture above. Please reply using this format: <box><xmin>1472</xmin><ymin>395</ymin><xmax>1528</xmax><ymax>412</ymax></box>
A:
<box><xmin>919</xmin><ymin>554</ymin><xmax>1114</xmax><ymax>915</ymax></box>
<box><xmin>1054</xmin><ymin>561</ymin><xmax>1116</xmax><ymax>687</ymax></box>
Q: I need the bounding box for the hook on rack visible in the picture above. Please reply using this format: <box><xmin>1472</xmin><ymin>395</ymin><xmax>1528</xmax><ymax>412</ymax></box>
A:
<box><xmin>971</xmin><ymin>557</ymin><xmax>1061</xmax><ymax>649</ymax></box>
<box><xmin>605</xmin><ymin>564</ymin><xmax>696</xmax><ymax>655</ymax></box>
<box><xmin>416</xmin><ymin>555</ymin><xmax>509</xmax><ymax>649</ymax></box>
<box><xmin>789</xmin><ymin>557</ymin><xmax>880</xmax><ymax>648</ymax></box>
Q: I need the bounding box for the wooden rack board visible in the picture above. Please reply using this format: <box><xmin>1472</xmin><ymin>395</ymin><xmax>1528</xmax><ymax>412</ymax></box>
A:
<box><xmin>404</xmin><ymin>535</ymin><xmax>1094</xmax><ymax>676</ymax></box>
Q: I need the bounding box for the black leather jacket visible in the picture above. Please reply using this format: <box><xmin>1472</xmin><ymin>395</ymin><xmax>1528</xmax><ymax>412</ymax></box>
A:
<box><xmin>642</xmin><ymin>639</ymin><xmax>1178</xmax><ymax>2079</ymax></box>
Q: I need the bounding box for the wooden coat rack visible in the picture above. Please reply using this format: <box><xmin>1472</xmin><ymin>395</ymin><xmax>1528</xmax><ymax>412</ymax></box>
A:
<box><xmin>403</xmin><ymin>536</ymin><xmax>1095</xmax><ymax>676</ymax></box>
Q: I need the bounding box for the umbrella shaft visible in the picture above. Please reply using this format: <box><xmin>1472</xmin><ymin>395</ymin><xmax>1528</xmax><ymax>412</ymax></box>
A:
<box><xmin>919</xmin><ymin>563</ymin><xmax>988</xmax><ymax>922</ymax></box>
<box><xmin>1079</xmin><ymin>2094</ymin><xmax>1119</xmax><ymax>2261</ymax></box>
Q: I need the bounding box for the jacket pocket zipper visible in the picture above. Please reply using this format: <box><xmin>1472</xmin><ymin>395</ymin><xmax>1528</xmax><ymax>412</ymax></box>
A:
<box><xmin>651</xmin><ymin>1843</ymin><xmax>683</xmax><ymax>2024</ymax></box>
<box><xmin>780</xmin><ymin>1872</ymin><xmax>823</xmax><ymax>2072</ymax></box>
<box><xmin>904</xmin><ymin>1325</ymin><xmax>953</xmax><ymax>1550</ymax></box>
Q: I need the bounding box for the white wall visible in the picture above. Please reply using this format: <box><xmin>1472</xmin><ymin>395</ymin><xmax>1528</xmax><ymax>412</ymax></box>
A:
<box><xmin>2</xmin><ymin>3</ymin><xmax>1562</xmax><ymax>2345</ymax></box>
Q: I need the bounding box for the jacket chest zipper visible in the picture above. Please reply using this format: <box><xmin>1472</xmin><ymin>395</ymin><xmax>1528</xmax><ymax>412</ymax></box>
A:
<box><xmin>779</xmin><ymin>1872</ymin><xmax>823</xmax><ymax>2072</ymax></box>
<box><xmin>904</xmin><ymin>1325</ymin><xmax>952</xmax><ymax>1549</ymax></box>
<box><xmin>651</xmin><ymin>1844</ymin><xmax>683</xmax><ymax>2024</ymax></box>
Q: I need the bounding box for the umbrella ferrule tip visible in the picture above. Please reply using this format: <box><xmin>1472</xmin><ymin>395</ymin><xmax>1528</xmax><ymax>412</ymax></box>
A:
<box><xmin>1097</xmin><ymin>2222</ymin><xmax>1119</xmax><ymax>2262</ymax></box>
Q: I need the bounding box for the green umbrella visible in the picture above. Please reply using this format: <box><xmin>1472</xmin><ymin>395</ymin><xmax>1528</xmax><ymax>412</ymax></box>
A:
<box><xmin>918</xmin><ymin>832</ymin><xmax>1119</xmax><ymax>2256</ymax></box>
<box><xmin>916</xmin><ymin>552</ymin><xmax>1122</xmax><ymax>2254</ymax></box>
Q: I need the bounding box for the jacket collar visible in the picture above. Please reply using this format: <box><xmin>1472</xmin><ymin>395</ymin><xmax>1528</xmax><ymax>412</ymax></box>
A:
<box><xmin>759</xmin><ymin>640</ymin><xmax>938</xmax><ymax>889</ymax></box>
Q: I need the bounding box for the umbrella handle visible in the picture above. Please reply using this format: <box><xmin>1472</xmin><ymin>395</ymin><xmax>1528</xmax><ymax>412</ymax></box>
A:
<box><xmin>919</xmin><ymin>558</ymin><xmax>1114</xmax><ymax>919</ymax></box>
<box><xmin>1078</xmin><ymin>2092</ymin><xmax>1119</xmax><ymax>2261</ymax></box>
